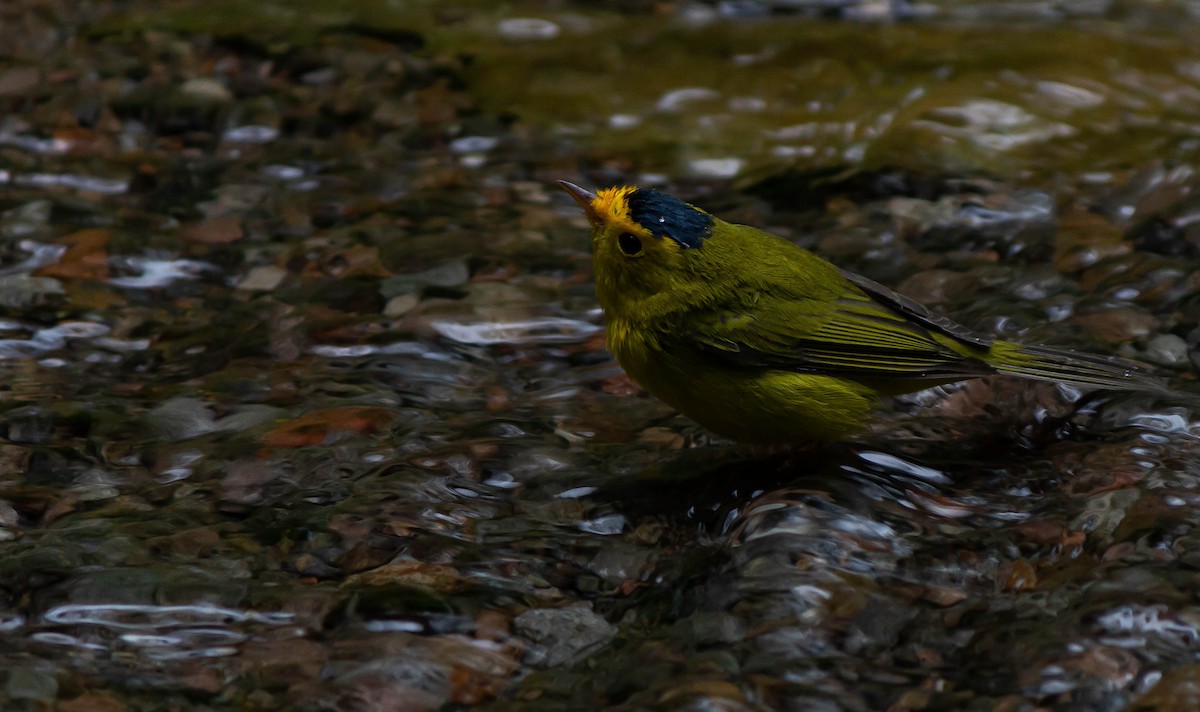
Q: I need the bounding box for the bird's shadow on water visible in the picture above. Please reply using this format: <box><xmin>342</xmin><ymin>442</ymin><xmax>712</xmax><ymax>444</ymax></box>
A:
<box><xmin>568</xmin><ymin>401</ymin><xmax>1170</xmax><ymax>594</ymax></box>
<box><xmin>584</xmin><ymin>429</ymin><xmax>1052</xmax><ymax>539</ymax></box>
<box><xmin>530</xmin><ymin>385</ymin><xmax>1191</xmax><ymax>615</ymax></box>
<box><xmin>568</xmin><ymin>377</ymin><xmax>1198</xmax><ymax>534</ymax></box>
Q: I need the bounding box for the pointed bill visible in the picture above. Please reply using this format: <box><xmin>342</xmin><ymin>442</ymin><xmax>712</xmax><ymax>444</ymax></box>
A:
<box><xmin>558</xmin><ymin>180</ymin><xmax>602</xmax><ymax>224</ymax></box>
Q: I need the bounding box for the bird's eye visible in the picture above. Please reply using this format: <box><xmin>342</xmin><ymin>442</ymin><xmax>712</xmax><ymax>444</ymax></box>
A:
<box><xmin>618</xmin><ymin>232</ymin><xmax>642</xmax><ymax>255</ymax></box>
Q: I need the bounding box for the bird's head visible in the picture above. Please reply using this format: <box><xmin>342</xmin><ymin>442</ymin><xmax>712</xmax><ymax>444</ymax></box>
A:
<box><xmin>559</xmin><ymin>181</ymin><xmax>714</xmax><ymax>319</ymax></box>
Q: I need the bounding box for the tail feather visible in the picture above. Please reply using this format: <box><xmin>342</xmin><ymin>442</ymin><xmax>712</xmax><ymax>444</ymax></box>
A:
<box><xmin>991</xmin><ymin>342</ymin><xmax>1171</xmax><ymax>394</ymax></box>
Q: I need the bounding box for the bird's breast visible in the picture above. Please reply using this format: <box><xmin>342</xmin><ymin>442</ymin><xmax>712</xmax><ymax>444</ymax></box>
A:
<box><xmin>604</xmin><ymin>317</ymin><xmax>662</xmax><ymax>375</ymax></box>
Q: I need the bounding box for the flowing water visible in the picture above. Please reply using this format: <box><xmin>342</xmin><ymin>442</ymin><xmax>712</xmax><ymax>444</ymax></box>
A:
<box><xmin>2</xmin><ymin>0</ymin><xmax>1200</xmax><ymax>709</ymax></box>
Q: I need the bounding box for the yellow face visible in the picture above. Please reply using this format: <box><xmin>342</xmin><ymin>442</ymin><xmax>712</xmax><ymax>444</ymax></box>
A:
<box><xmin>559</xmin><ymin>182</ymin><xmax>713</xmax><ymax>321</ymax></box>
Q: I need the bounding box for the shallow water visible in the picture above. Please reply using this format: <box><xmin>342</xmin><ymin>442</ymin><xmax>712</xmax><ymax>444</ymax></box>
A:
<box><xmin>2</xmin><ymin>0</ymin><xmax>1200</xmax><ymax>709</ymax></box>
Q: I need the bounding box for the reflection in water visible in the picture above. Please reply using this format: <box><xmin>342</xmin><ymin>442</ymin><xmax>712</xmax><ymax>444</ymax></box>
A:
<box><xmin>43</xmin><ymin>603</ymin><xmax>292</xmax><ymax>629</ymax></box>
<box><xmin>431</xmin><ymin>317</ymin><xmax>602</xmax><ymax>346</ymax></box>
<box><xmin>13</xmin><ymin>173</ymin><xmax>130</xmax><ymax>194</ymax></box>
<box><xmin>28</xmin><ymin>604</ymin><xmax>295</xmax><ymax>662</ymax></box>
<box><xmin>107</xmin><ymin>257</ymin><xmax>218</xmax><ymax>288</ymax></box>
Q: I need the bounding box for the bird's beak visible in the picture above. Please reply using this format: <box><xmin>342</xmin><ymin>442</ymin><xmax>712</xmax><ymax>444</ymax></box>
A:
<box><xmin>558</xmin><ymin>180</ymin><xmax>602</xmax><ymax>224</ymax></box>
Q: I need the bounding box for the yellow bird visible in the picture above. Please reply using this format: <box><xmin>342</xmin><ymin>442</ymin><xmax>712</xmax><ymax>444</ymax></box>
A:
<box><xmin>560</xmin><ymin>181</ymin><xmax>1167</xmax><ymax>444</ymax></box>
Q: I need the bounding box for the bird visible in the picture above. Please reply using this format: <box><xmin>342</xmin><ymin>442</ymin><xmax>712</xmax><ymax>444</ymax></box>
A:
<box><xmin>559</xmin><ymin>180</ymin><xmax>1169</xmax><ymax>444</ymax></box>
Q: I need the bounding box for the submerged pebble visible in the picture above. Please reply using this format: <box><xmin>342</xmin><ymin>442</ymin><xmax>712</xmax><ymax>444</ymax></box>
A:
<box><xmin>1143</xmin><ymin>333</ymin><xmax>1189</xmax><ymax>367</ymax></box>
<box><xmin>513</xmin><ymin>606</ymin><xmax>617</xmax><ymax>667</ymax></box>
<box><xmin>497</xmin><ymin>17</ymin><xmax>561</xmax><ymax>40</ymax></box>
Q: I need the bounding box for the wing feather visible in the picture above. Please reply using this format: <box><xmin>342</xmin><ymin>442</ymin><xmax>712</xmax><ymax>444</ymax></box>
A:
<box><xmin>671</xmin><ymin>265</ymin><xmax>1167</xmax><ymax>392</ymax></box>
<box><xmin>678</xmin><ymin>273</ymin><xmax>995</xmax><ymax>381</ymax></box>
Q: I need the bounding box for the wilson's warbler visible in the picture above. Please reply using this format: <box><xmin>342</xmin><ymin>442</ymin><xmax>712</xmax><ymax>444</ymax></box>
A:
<box><xmin>560</xmin><ymin>180</ymin><xmax>1167</xmax><ymax>443</ymax></box>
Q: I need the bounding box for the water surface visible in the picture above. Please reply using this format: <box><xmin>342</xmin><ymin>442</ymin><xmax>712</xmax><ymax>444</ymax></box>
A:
<box><xmin>1</xmin><ymin>0</ymin><xmax>1200</xmax><ymax>709</ymax></box>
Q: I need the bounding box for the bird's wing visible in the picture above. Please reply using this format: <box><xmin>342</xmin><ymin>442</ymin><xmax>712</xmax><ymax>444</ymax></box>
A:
<box><xmin>837</xmin><ymin>270</ymin><xmax>992</xmax><ymax>349</ymax></box>
<box><xmin>680</xmin><ymin>276</ymin><xmax>995</xmax><ymax>381</ymax></box>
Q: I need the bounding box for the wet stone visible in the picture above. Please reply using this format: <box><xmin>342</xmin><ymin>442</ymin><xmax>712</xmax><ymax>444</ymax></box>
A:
<box><xmin>0</xmin><ymin>274</ymin><xmax>64</xmax><ymax>309</ymax></box>
<box><xmin>587</xmin><ymin>543</ymin><xmax>654</xmax><ymax>585</ymax></box>
<box><xmin>0</xmin><ymin>200</ymin><xmax>52</xmax><ymax>240</ymax></box>
<box><xmin>1189</xmin><ymin>326</ymin><xmax>1200</xmax><ymax>372</ymax></box>
<box><xmin>1131</xmin><ymin>663</ymin><xmax>1200</xmax><ymax>710</ymax></box>
<box><xmin>513</xmin><ymin>605</ymin><xmax>617</xmax><ymax>667</ymax></box>
<box><xmin>0</xmin><ymin>501</ymin><xmax>18</xmax><ymax>528</ymax></box>
<box><xmin>900</xmin><ymin>189</ymin><xmax>1057</xmax><ymax>259</ymax></box>
<box><xmin>383</xmin><ymin>292</ymin><xmax>420</xmax><ymax>317</ymax></box>
<box><xmin>236</xmin><ymin>265</ymin><xmax>288</xmax><ymax>292</ymax></box>
<box><xmin>178</xmin><ymin>77</ymin><xmax>234</xmax><ymax>103</ymax></box>
<box><xmin>1</xmin><ymin>406</ymin><xmax>55</xmax><ymax>444</ymax></box>
<box><xmin>674</xmin><ymin>611</ymin><xmax>744</xmax><ymax>646</ymax></box>
<box><xmin>213</xmin><ymin>405</ymin><xmax>285</xmax><ymax>432</ymax></box>
<box><xmin>1071</xmin><ymin>307</ymin><xmax>1159</xmax><ymax>344</ymax></box>
<box><xmin>4</xmin><ymin>666</ymin><xmax>57</xmax><ymax>702</ymax></box>
<box><xmin>50</xmin><ymin>567</ymin><xmax>162</xmax><ymax>605</ymax></box>
<box><xmin>0</xmin><ymin>545</ymin><xmax>79</xmax><ymax>591</ymax></box>
<box><xmin>145</xmin><ymin>398</ymin><xmax>216</xmax><ymax>442</ymax></box>
<box><xmin>380</xmin><ymin>260</ymin><xmax>470</xmax><ymax>298</ymax></box>
<box><xmin>496</xmin><ymin>17</ymin><xmax>560</xmax><ymax>41</ymax></box>
<box><xmin>0</xmin><ymin>67</ymin><xmax>40</xmax><ymax>96</ymax></box>
<box><xmin>1143</xmin><ymin>333</ymin><xmax>1190</xmax><ymax>367</ymax></box>
<box><xmin>220</xmin><ymin>461</ymin><xmax>284</xmax><ymax>505</ymax></box>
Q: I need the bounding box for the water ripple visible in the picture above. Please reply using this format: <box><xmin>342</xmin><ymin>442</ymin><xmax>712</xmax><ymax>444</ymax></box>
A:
<box><xmin>0</xmin><ymin>321</ymin><xmax>110</xmax><ymax>360</ymax></box>
<box><xmin>43</xmin><ymin>602</ymin><xmax>291</xmax><ymax>629</ymax></box>
<box><xmin>431</xmin><ymin>317</ymin><xmax>601</xmax><ymax>345</ymax></box>
<box><xmin>14</xmin><ymin>172</ymin><xmax>130</xmax><ymax>194</ymax></box>
<box><xmin>107</xmin><ymin>257</ymin><xmax>218</xmax><ymax>288</ymax></box>
<box><xmin>0</xmin><ymin>242</ymin><xmax>67</xmax><ymax>275</ymax></box>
